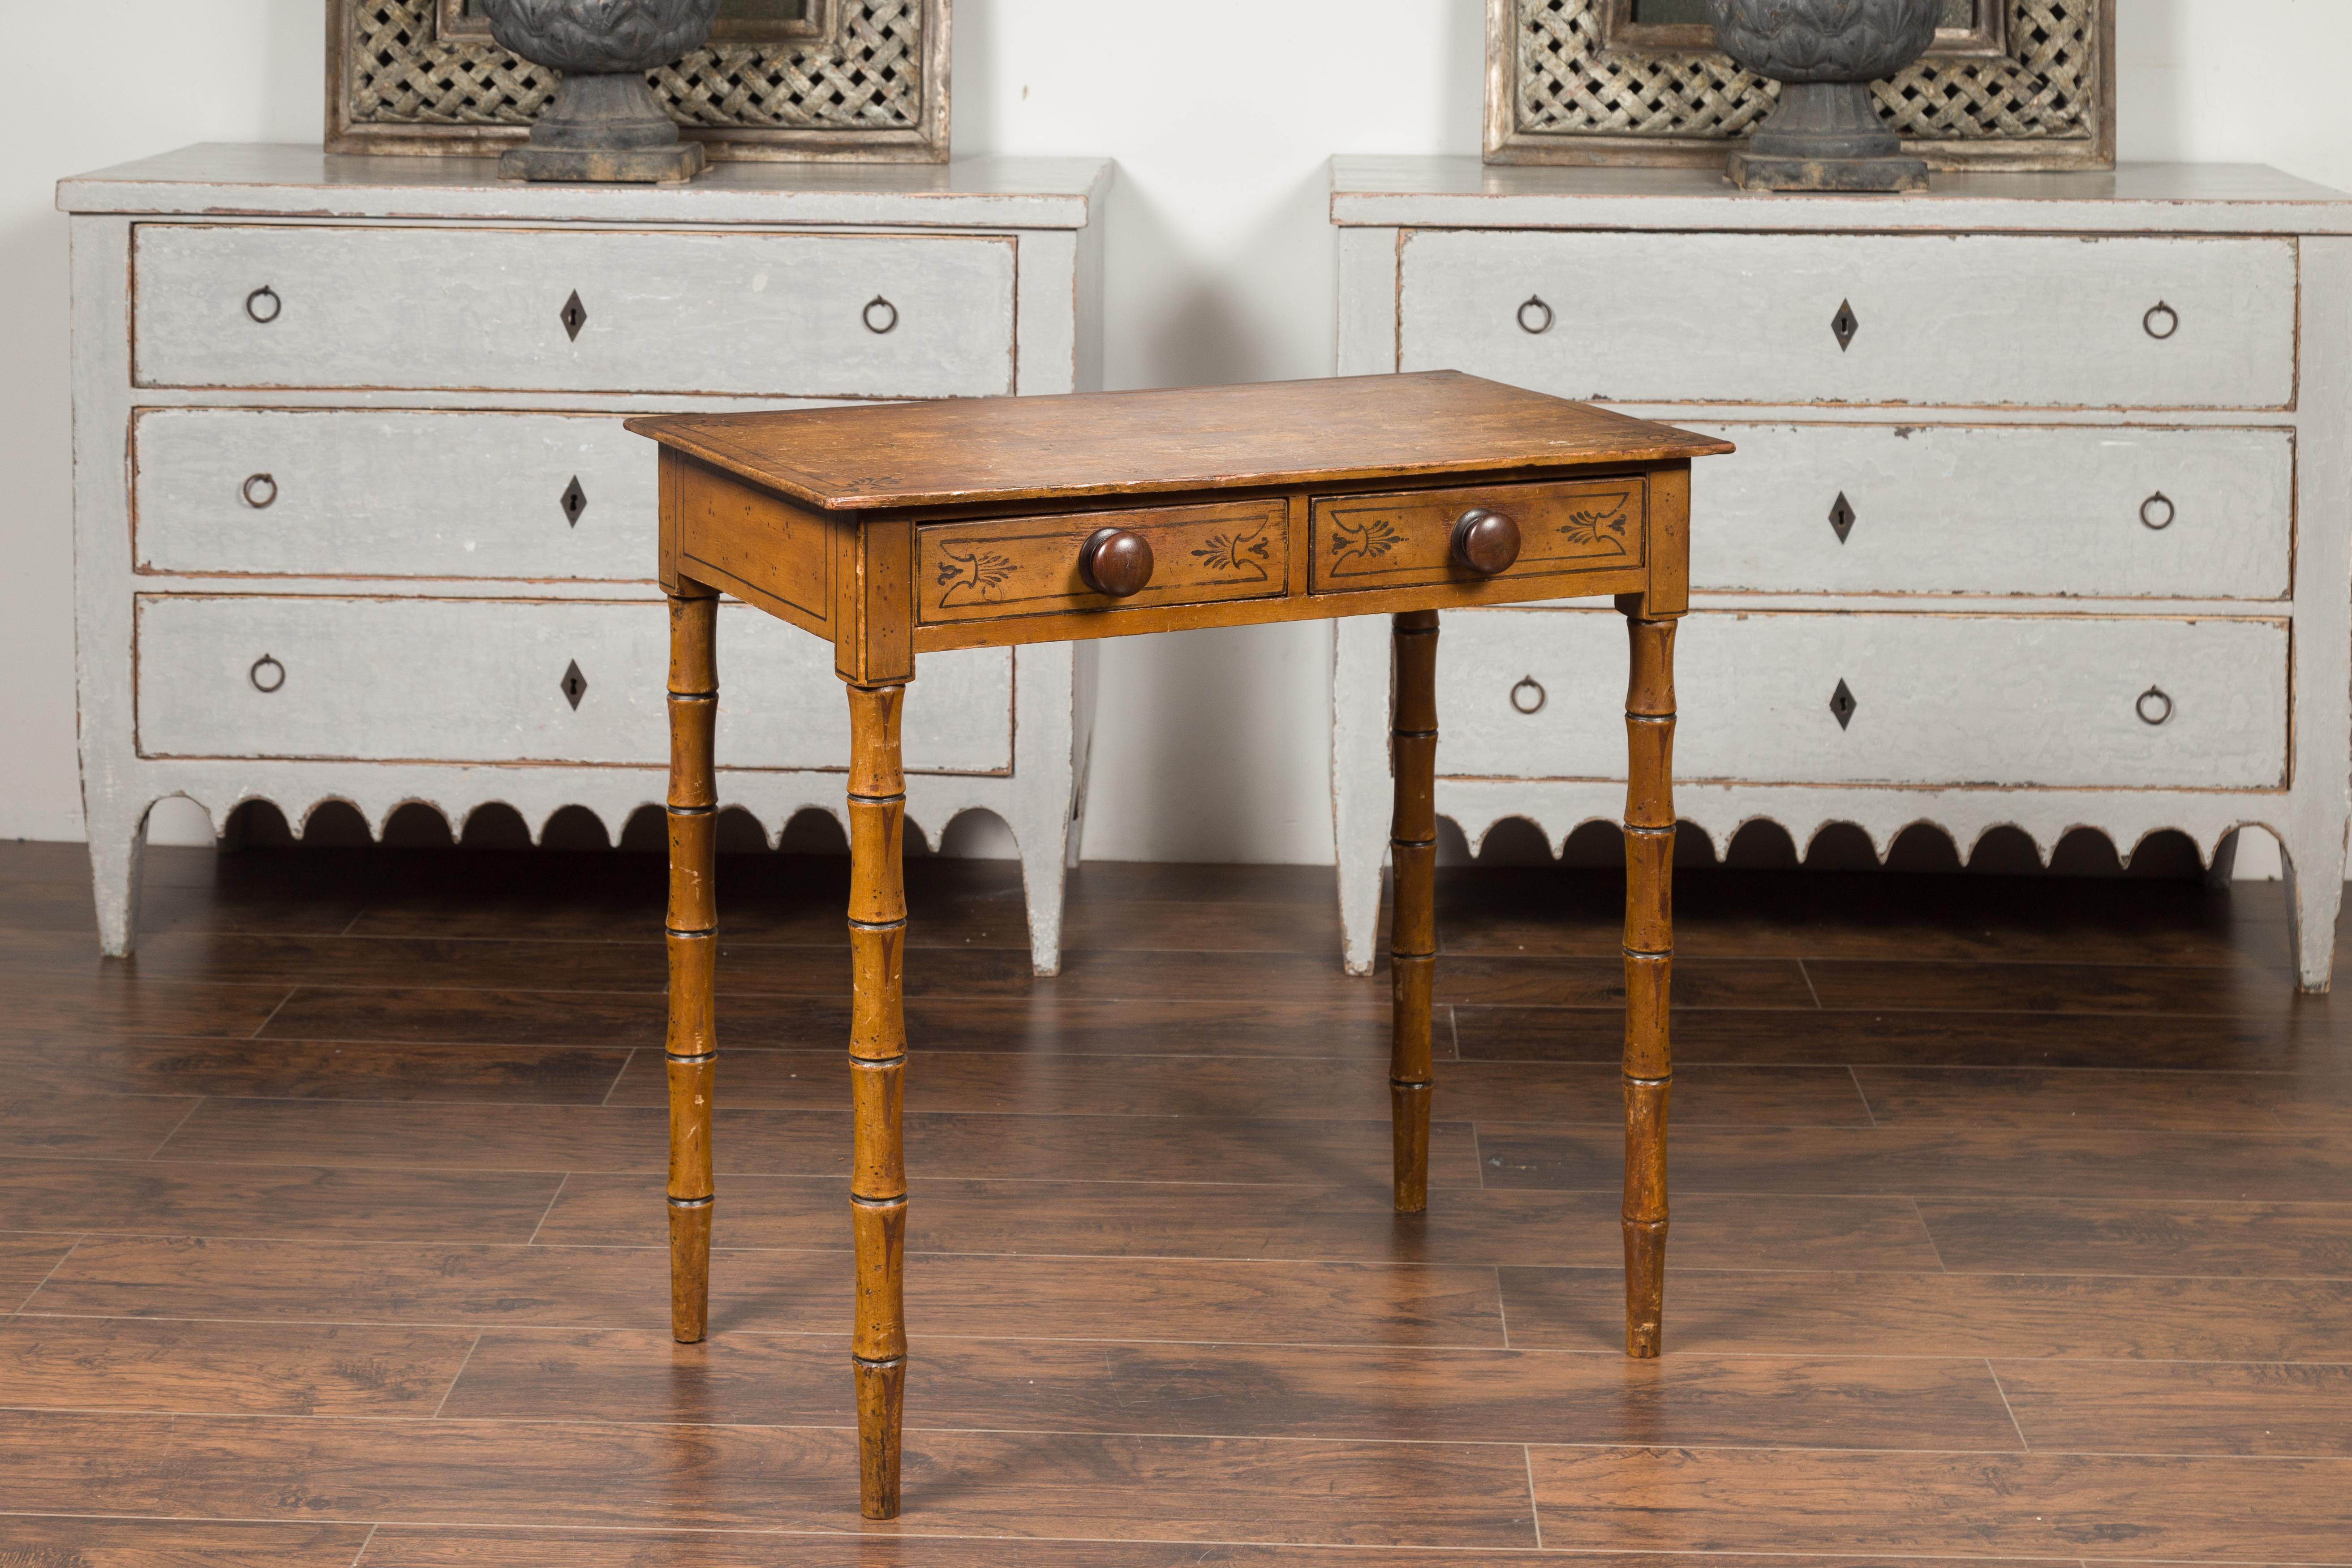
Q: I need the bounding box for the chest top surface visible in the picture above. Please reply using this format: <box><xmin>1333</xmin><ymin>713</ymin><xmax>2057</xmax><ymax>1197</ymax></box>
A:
<box><xmin>56</xmin><ymin>143</ymin><xmax>1113</xmax><ymax>229</ymax></box>
<box><xmin>628</xmin><ymin>371</ymin><xmax>1733</xmax><ymax>513</ymax></box>
<box><xmin>1328</xmin><ymin>158</ymin><xmax>2352</xmax><ymax>235</ymax></box>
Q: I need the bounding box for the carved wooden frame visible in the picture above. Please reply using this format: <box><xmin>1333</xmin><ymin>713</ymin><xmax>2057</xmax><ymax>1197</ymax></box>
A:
<box><xmin>1488</xmin><ymin>0</ymin><xmax>2116</xmax><ymax>170</ymax></box>
<box><xmin>327</xmin><ymin>0</ymin><xmax>950</xmax><ymax>163</ymax></box>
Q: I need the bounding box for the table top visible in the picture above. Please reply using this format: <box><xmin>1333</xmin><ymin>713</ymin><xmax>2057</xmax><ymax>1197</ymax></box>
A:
<box><xmin>627</xmin><ymin>372</ymin><xmax>1731</xmax><ymax>512</ymax></box>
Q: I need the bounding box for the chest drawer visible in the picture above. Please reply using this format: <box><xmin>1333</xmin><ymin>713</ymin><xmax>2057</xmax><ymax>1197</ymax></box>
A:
<box><xmin>133</xmin><ymin>595</ymin><xmax>1012</xmax><ymax>773</ymax></box>
<box><xmin>135</xmin><ymin>408</ymin><xmax>656</xmax><ymax>581</ymax></box>
<box><xmin>1399</xmin><ymin>231</ymin><xmax>2297</xmax><ymax>411</ymax></box>
<box><xmin>1308</xmin><ymin>475</ymin><xmax>1645</xmax><ymax>594</ymax></box>
<box><xmin>132</xmin><ymin>223</ymin><xmax>1016</xmax><ymax>399</ymax></box>
<box><xmin>1436</xmin><ymin>608</ymin><xmax>2286</xmax><ymax>790</ymax></box>
<box><xmin>1686</xmin><ymin>422</ymin><xmax>2293</xmax><ymax>600</ymax></box>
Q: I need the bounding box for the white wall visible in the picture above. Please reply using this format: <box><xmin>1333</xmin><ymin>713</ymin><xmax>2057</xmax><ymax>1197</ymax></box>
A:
<box><xmin>2</xmin><ymin>1</ymin><xmax>2348</xmax><ymax>864</ymax></box>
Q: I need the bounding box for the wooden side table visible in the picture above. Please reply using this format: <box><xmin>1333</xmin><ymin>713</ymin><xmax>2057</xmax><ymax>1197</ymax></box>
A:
<box><xmin>629</xmin><ymin>372</ymin><xmax>1733</xmax><ymax>1518</ymax></box>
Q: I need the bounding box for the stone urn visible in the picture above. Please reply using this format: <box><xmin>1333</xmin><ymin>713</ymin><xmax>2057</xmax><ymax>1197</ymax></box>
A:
<box><xmin>477</xmin><ymin>0</ymin><xmax>722</xmax><ymax>183</ymax></box>
<box><xmin>1706</xmin><ymin>0</ymin><xmax>1942</xmax><ymax>191</ymax></box>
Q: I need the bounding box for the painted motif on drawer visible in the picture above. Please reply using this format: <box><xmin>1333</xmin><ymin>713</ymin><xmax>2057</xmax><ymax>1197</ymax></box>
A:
<box><xmin>917</xmin><ymin>500</ymin><xmax>1289</xmax><ymax>624</ymax></box>
<box><xmin>1310</xmin><ymin>477</ymin><xmax>1644</xmax><ymax>593</ymax></box>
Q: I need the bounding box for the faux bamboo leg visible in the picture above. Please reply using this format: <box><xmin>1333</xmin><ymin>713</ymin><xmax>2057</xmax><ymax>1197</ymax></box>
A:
<box><xmin>1389</xmin><ymin>610</ymin><xmax>1440</xmax><ymax>1213</ymax></box>
<box><xmin>665</xmin><ymin>591</ymin><xmax>719</xmax><ymax>1344</ymax></box>
<box><xmin>1621</xmin><ymin>613</ymin><xmax>1677</xmax><ymax>1359</ymax></box>
<box><xmin>847</xmin><ymin>681</ymin><xmax>910</xmax><ymax>1520</ymax></box>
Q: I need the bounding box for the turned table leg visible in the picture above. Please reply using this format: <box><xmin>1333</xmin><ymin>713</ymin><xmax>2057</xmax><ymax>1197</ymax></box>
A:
<box><xmin>665</xmin><ymin>590</ymin><xmax>719</xmax><ymax>1343</ymax></box>
<box><xmin>1389</xmin><ymin>610</ymin><xmax>1440</xmax><ymax>1212</ymax></box>
<box><xmin>1621</xmin><ymin>611</ymin><xmax>1677</xmax><ymax>1358</ymax></box>
<box><xmin>846</xmin><ymin>681</ymin><xmax>911</xmax><ymax>1519</ymax></box>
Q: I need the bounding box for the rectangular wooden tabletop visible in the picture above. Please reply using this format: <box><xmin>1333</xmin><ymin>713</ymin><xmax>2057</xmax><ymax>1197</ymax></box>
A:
<box><xmin>626</xmin><ymin>370</ymin><xmax>1732</xmax><ymax>512</ymax></box>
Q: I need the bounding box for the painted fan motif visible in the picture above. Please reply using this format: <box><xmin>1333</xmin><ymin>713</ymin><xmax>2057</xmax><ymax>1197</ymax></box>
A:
<box><xmin>936</xmin><ymin>543</ymin><xmax>1017</xmax><ymax>606</ymax></box>
<box><xmin>1192</xmin><ymin>520</ymin><xmax>1273</xmax><ymax>580</ymax></box>
<box><xmin>1559</xmin><ymin>501</ymin><xmax>1631</xmax><ymax>555</ymax></box>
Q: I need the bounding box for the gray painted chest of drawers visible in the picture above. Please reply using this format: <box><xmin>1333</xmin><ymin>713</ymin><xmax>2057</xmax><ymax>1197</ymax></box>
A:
<box><xmin>1329</xmin><ymin>159</ymin><xmax>2352</xmax><ymax>990</ymax></box>
<box><xmin>60</xmin><ymin>144</ymin><xmax>1111</xmax><ymax>971</ymax></box>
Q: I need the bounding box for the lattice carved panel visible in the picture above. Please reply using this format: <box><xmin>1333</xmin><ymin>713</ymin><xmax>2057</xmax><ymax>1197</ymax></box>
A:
<box><xmin>331</xmin><ymin>0</ymin><xmax>946</xmax><ymax>159</ymax></box>
<box><xmin>1493</xmin><ymin>0</ymin><xmax>2111</xmax><ymax>169</ymax></box>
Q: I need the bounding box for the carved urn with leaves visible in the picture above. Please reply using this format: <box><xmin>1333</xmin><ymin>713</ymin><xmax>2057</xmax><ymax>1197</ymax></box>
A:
<box><xmin>1706</xmin><ymin>0</ymin><xmax>1942</xmax><ymax>191</ymax></box>
<box><xmin>476</xmin><ymin>0</ymin><xmax>722</xmax><ymax>183</ymax></box>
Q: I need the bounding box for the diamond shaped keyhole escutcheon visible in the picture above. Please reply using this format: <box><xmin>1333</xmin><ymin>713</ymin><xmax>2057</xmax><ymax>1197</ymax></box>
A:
<box><xmin>1829</xmin><ymin>492</ymin><xmax>1856</xmax><ymax>544</ymax></box>
<box><xmin>561</xmin><ymin>476</ymin><xmax>587</xmax><ymax>527</ymax></box>
<box><xmin>1832</xmin><ymin>299</ymin><xmax>1859</xmax><ymax>352</ymax></box>
<box><xmin>560</xmin><ymin>290</ymin><xmax>588</xmax><ymax>341</ymax></box>
<box><xmin>1829</xmin><ymin>678</ymin><xmax>1858</xmax><ymax>730</ymax></box>
<box><xmin>561</xmin><ymin>659</ymin><xmax>589</xmax><ymax>711</ymax></box>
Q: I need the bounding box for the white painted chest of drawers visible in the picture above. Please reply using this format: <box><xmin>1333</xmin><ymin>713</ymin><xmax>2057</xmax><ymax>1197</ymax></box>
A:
<box><xmin>1330</xmin><ymin>159</ymin><xmax>2352</xmax><ymax>989</ymax></box>
<box><xmin>60</xmin><ymin>144</ymin><xmax>1110</xmax><ymax>970</ymax></box>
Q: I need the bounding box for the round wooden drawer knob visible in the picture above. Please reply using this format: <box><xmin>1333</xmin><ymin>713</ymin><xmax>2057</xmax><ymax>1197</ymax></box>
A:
<box><xmin>1451</xmin><ymin>507</ymin><xmax>1521</xmax><ymax>576</ymax></box>
<box><xmin>1079</xmin><ymin>527</ymin><xmax>1154</xmax><ymax>597</ymax></box>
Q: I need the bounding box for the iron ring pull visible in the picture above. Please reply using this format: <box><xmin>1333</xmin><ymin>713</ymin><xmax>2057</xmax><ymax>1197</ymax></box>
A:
<box><xmin>863</xmin><ymin>295</ymin><xmax>899</xmax><ymax>335</ymax></box>
<box><xmin>1510</xmin><ymin>675</ymin><xmax>1547</xmax><ymax>714</ymax></box>
<box><xmin>245</xmin><ymin>285</ymin><xmax>281</xmax><ymax>324</ymax></box>
<box><xmin>2137</xmin><ymin>685</ymin><xmax>2174</xmax><ymax>726</ymax></box>
<box><xmin>2140</xmin><ymin>491</ymin><xmax>2175</xmax><ymax>530</ymax></box>
<box><xmin>242</xmin><ymin>473</ymin><xmax>278</xmax><ymax>509</ymax></box>
<box><xmin>1517</xmin><ymin>295</ymin><xmax>1553</xmax><ymax>335</ymax></box>
<box><xmin>2144</xmin><ymin>301</ymin><xmax>2179</xmax><ymax>340</ymax></box>
<box><xmin>249</xmin><ymin>654</ymin><xmax>286</xmax><ymax>694</ymax></box>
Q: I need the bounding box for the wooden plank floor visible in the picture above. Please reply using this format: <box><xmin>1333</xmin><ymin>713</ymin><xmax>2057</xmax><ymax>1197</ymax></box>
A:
<box><xmin>2</xmin><ymin>838</ymin><xmax>2350</xmax><ymax>1564</ymax></box>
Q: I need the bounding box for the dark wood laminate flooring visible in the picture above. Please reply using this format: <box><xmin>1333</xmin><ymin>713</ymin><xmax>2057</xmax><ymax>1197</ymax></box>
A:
<box><xmin>2</xmin><ymin>839</ymin><xmax>2349</xmax><ymax>1564</ymax></box>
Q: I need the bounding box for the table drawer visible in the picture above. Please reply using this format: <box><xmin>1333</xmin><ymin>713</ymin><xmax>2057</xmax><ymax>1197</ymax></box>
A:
<box><xmin>135</xmin><ymin>408</ymin><xmax>656</xmax><ymax>581</ymax></box>
<box><xmin>1399</xmin><ymin>230</ymin><xmax>2297</xmax><ymax>411</ymax></box>
<box><xmin>1435</xmin><ymin>608</ymin><xmax>2286</xmax><ymax>790</ymax></box>
<box><xmin>134</xmin><ymin>595</ymin><xmax>1012</xmax><ymax>772</ymax></box>
<box><xmin>1686</xmin><ymin>422</ymin><xmax>2293</xmax><ymax>600</ymax></box>
<box><xmin>1309</xmin><ymin>474</ymin><xmax>1645</xmax><ymax>595</ymax></box>
<box><xmin>132</xmin><ymin>223</ymin><xmax>1016</xmax><ymax>398</ymax></box>
<box><xmin>916</xmin><ymin>498</ymin><xmax>1291</xmax><ymax>626</ymax></box>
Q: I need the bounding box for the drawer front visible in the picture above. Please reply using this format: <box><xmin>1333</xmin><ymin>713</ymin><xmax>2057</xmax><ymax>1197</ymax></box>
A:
<box><xmin>1686</xmin><ymin>423</ymin><xmax>2293</xmax><ymax>600</ymax></box>
<box><xmin>1435</xmin><ymin>609</ymin><xmax>2286</xmax><ymax>790</ymax></box>
<box><xmin>1309</xmin><ymin>475</ymin><xmax>1645</xmax><ymax>595</ymax></box>
<box><xmin>1400</xmin><ymin>230</ymin><xmax>2297</xmax><ymax>411</ymax></box>
<box><xmin>917</xmin><ymin>499</ymin><xmax>1290</xmax><ymax>626</ymax></box>
<box><xmin>135</xmin><ymin>596</ymin><xmax>1012</xmax><ymax>773</ymax></box>
<box><xmin>133</xmin><ymin>223</ymin><xmax>1016</xmax><ymax>398</ymax></box>
<box><xmin>135</xmin><ymin>409</ymin><xmax>656</xmax><ymax>581</ymax></box>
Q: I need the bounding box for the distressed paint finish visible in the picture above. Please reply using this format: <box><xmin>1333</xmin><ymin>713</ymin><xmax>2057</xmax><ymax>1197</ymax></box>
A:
<box><xmin>1433</xmin><ymin>607</ymin><xmax>2288</xmax><ymax>790</ymax></box>
<box><xmin>1682</xmin><ymin>422</ymin><xmax>2295</xmax><ymax>600</ymax></box>
<box><xmin>134</xmin><ymin>408</ymin><xmax>662</xmax><ymax>581</ymax></box>
<box><xmin>131</xmin><ymin>597</ymin><xmax>1015</xmax><ymax>773</ymax></box>
<box><xmin>1401</xmin><ymin>230</ymin><xmax>2297</xmax><ymax>411</ymax></box>
<box><xmin>64</xmin><ymin>151</ymin><xmax>1109</xmax><ymax>973</ymax></box>
<box><xmin>1330</xmin><ymin>159</ymin><xmax>2352</xmax><ymax>990</ymax></box>
<box><xmin>133</xmin><ymin>225</ymin><xmax>1019</xmax><ymax>400</ymax></box>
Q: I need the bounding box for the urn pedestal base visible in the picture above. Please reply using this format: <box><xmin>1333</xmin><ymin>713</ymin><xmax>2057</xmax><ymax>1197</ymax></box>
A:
<box><xmin>497</xmin><ymin>71</ymin><xmax>707</xmax><ymax>185</ymax></box>
<box><xmin>1723</xmin><ymin>80</ymin><xmax>1928</xmax><ymax>193</ymax></box>
<box><xmin>500</xmin><ymin>142</ymin><xmax>705</xmax><ymax>184</ymax></box>
<box><xmin>1725</xmin><ymin>148</ymin><xmax>1927</xmax><ymax>192</ymax></box>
